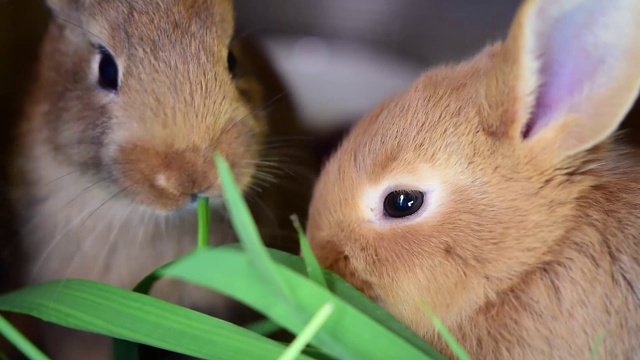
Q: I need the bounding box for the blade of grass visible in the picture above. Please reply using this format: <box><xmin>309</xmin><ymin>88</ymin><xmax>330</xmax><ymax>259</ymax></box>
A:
<box><xmin>422</xmin><ymin>303</ymin><xmax>470</xmax><ymax>360</ymax></box>
<box><xmin>291</xmin><ymin>215</ymin><xmax>327</xmax><ymax>288</ymax></box>
<box><xmin>0</xmin><ymin>279</ymin><xmax>310</xmax><ymax>360</ymax></box>
<box><xmin>246</xmin><ymin>318</ymin><xmax>282</xmax><ymax>337</ymax></box>
<box><xmin>197</xmin><ymin>196</ymin><xmax>210</xmax><ymax>249</ymax></box>
<box><xmin>274</xmin><ymin>344</ymin><xmax>335</xmax><ymax>360</ymax></box>
<box><xmin>0</xmin><ymin>314</ymin><xmax>49</xmax><ymax>360</ymax></box>
<box><xmin>213</xmin><ymin>152</ymin><xmax>293</xmax><ymax>301</ymax></box>
<box><xmin>263</xmin><ymin>246</ymin><xmax>445</xmax><ymax>360</ymax></box>
<box><xmin>161</xmin><ymin>246</ymin><xmax>437</xmax><ymax>360</ymax></box>
<box><xmin>299</xmin><ymin>348</ymin><xmax>336</xmax><ymax>360</ymax></box>
<box><xmin>590</xmin><ymin>330</ymin><xmax>605</xmax><ymax>360</ymax></box>
<box><xmin>278</xmin><ymin>302</ymin><xmax>335</xmax><ymax>360</ymax></box>
<box><xmin>112</xmin><ymin>259</ymin><xmax>180</xmax><ymax>360</ymax></box>
<box><xmin>131</xmin><ymin>263</ymin><xmax>173</xmax><ymax>294</ymax></box>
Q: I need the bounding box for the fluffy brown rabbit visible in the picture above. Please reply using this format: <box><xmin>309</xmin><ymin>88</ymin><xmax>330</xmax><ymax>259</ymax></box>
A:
<box><xmin>306</xmin><ymin>0</ymin><xmax>640</xmax><ymax>358</ymax></box>
<box><xmin>5</xmin><ymin>0</ymin><xmax>315</xmax><ymax>358</ymax></box>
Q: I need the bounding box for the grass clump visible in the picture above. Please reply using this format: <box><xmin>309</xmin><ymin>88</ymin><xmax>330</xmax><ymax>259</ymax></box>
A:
<box><xmin>0</xmin><ymin>152</ymin><xmax>454</xmax><ymax>360</ymax></box>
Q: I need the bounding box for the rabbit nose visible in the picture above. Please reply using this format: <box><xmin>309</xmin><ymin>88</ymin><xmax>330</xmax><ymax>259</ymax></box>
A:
<box><xmin>154</xmin><ymin>171</ymin><xmax>214</xmax><ymax>197</ymax></box>
<box><xmin>151</xmin><ymin>150</ymin><xmax>218</xmax><ymax>198</ymax></box>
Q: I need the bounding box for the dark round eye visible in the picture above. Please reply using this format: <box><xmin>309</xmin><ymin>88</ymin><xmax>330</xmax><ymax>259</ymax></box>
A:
<box><xmin>383</xmin><ymin>190</ymin><xmax>425</xmax><ymax>218</ymax></box>
<box><xmin>227</xmin><ymin>50</ymin><xmax>237</xmax><ymax>76</ymax></box>
<box><xmin>97</xmin><ymin>46</ymin><xmax>119</xmax><ymax>92</ymax></box>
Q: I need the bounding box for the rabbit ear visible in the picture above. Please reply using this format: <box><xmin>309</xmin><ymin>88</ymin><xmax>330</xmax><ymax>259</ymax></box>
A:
<box><xmin>498</xmin><ymin>0</ymin><xmax>640</xmax><ymax>158</ymax></box>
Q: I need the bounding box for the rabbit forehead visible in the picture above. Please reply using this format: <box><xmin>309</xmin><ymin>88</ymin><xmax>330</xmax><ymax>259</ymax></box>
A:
<box><xmin>80</xmin><ymin>0</ymin><xmax>234</xmax><ymax>52</ymax></box>
<box><xmin>343</xmin><ymin>46</ymin><xmax>507</xmax><ymax>185</ymax></box>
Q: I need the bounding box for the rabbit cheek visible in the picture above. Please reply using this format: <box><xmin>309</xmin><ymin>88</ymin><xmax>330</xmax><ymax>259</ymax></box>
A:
<box><xmin>332</xmin><ymin>254</ymin><xmax>377</xmax><ymax>300</ymax></box>
<box><xmin>215</xmin><ymin>119</ymin><xmax>263</xmax><ymax>192</ymax></box>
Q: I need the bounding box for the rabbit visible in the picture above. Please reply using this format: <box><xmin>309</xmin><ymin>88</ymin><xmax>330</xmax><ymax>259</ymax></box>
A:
<box><xmin>305</xmin><ymin>0</ymin><xmax>640</xmax><ymax>358</ymax></box>
<box><xmin>4</xmin><ymin>0</ymin><xmax>316</xmax><ymax>358</ymax></box>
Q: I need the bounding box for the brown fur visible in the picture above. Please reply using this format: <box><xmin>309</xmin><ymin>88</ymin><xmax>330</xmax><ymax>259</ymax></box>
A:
<box><xmin>306</xmin><ymin>0</ymin><xmax>640</xmax><ymax>358</ymax></box>
<box><xmin>6</xmin><ymin>0</ymin><xmax>315</xmax><ymax>358</ymax></box>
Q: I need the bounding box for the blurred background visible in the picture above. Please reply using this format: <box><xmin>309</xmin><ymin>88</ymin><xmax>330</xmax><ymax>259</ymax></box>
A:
<box><xmin>233</xmin><ymin>0</ymin><xmax>522</xmax><ymax>133</ymax></box>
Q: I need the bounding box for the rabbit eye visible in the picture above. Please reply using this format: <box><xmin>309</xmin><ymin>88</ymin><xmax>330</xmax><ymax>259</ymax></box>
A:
<box><xmin>383</xmin><ymin>190</ymin><xmax>424</xmax><ymax>218</ymax></box>
<box><xmin>227</xmin><ymin>50</ymin><xmax>238</xmax><ymax>77</ymax></box>
<box><xmin>97</xmin><ymin>46</ymin><xmax>119</xmax><ymax>92</ymax></box>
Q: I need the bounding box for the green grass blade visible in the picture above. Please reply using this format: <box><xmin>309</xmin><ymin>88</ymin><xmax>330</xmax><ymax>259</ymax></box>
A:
<box><xmin>131</xmin><ymin>262</ymin><xmax>173</xmax><ymax>295</ymax></box>
<box><xmin>112</xmin><ymin>259</ymin><xmax>180</xmax><ymax>359</ymax></box>
<box><xmin>213</xmin><ymin>152</ymin><xmax>293</xmax><ymax>302</ymax></box>
<box><xmin>263</xmin><ymin>247</ymin><xmax>445</xmax><ymax>360</ymax></box>
<box><xmin>278</xmin><ymin>302</ymin><xmax>334</xmax><ymax>360</ymax></box>
<box><xmin>299</xmin><ymin>348</ymin><xmax>336</xmax><ymax>360</ymax></box>
<box><xmin>246</xmin><ymin>318</ymin><xmax>282</xmax><ymax>337</ymax></box>
<box><xmin>197</xmin><ymin>196</ymin><xmax>210</xmax><ymax>249</ymax></box>
<box><xmin>160</xmin><ymin>246</ymin><xmax>437</xmax><ymax>360</ymax></box>
<box><xmin>291</xmin><ymin>215</ymin><xmax>327</xmax><ymax>288</ymax></box>
<box><xmin>422</xmin><ymin>304</ymin><xmax>470</xmax><ymax>360</ymax></box>
<box><xmin>0</xmin><ymin>279</ymin><xmax>310</xmax><ymax>360</ymax></box>
<box><xmin>0</xmin><ymin>314</ymin><xmax>49</xmax><ymax>360</ymax></box>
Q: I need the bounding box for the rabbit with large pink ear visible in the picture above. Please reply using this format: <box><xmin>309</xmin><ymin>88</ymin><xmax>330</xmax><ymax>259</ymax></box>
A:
<box><xmin>306</xmin><ymin>0</ymin><xmax>640</xmax><ymax>358</ymax></box>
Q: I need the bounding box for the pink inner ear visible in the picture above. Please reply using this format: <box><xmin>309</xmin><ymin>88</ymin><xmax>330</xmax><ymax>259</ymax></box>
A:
<box><xmin>524</xmin><ymin>2</ymin><xmax>609</xmax><ymax>139</ymax></box>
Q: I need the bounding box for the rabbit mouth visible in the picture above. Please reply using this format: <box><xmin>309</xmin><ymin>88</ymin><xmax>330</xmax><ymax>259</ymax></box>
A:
<box><xmin>175</xmin><ymin>194</ymin><xmax>225</xmax><ymax>213</ymax></box>
<box><xmin>109</xmin><ymin>141</ymin><xmax>258</xmax><ymax>213</ymax></box>
<box><xmin>111</xmin><ymin>167</ymin><xmax>253</xmax><ymax>214</ymax></box>
<box><xmin>120</xmin><ymin>180</ymin><xmax>233</xmax><ymax>214</ymax></box>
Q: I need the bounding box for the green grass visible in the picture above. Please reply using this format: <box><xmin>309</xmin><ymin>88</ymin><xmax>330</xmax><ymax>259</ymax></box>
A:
<box><xmin>197</xmin><ymin>196</ymin><xmax>210</xmax><ymax>249</ymax></box>
<box><xmin>0</xmin><ymin>152</ymin><xmax>446</xmax><ymax>360</ymax></box>
<box><xmin>291</xmin><ymin>214</ymin><xmax>327</xmax><ymax>289</ymax></box>
<box><xmin>278</xmin><ymin>302</ymin><xmax>335</xmax><ymax>360</ymax></box>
